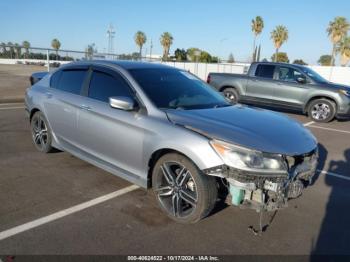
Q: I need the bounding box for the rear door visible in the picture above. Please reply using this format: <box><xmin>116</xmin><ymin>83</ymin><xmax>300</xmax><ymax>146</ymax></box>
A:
<box><xmin>273</xmin><ymin>66</ymin><xmax>311</xmax><ymax>109</ymax></box>
<box><xmin>246</xmin><ymin>64</ymin><xmax>276</xmax><ymax>102</ymax></box>
<box><xmin>76</xmin><ymin>65</ymin><xmax>146</xmax><ymax>179</ymax></box>
<box><xmin>44</xmin><ymin>66</ymin><xmax>89</xmax><ymax>147</ymax></box>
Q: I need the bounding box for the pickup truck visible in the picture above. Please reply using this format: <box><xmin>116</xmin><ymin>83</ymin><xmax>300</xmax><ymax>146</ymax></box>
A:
<box><xmin>207</xmin><ymin>62</ymin><xmax>350</xmax><ymax>122</ymax></box>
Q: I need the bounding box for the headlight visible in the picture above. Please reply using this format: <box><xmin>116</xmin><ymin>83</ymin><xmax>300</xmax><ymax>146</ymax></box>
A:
<box><xmin>338</xmin><ymin>89</ymin><xmax>350</xmax><ymax>97</ymax></box>
<box><xmin>210</xmin><ymin>140</ymin><xmax>287</xmax><ymax>174</ymax></box>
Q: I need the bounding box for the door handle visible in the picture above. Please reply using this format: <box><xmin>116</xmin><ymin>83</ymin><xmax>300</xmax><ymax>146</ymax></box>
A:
<box><xmin>80</xmin><ymin>105</ymin><xmax>91</xmax><ymax>111</ymax></box>
<box><xmin>45</xmin><ymin>92</ymin><xmax>53</xmax><ymax>98</ymax></box>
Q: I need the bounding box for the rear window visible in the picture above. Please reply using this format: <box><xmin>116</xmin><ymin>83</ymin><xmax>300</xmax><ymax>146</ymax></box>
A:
<box><xmin>56</xmin><ymin>69</ymin><xmax>87</xmax><ymax>95</ymax></box>
<box><xmin>255</xmin><ymin>65</ymin><xmax>275</xmax><ymax>79</ymax></box>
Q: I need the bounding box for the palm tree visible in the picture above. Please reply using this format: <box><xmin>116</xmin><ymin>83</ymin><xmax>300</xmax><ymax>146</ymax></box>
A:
<box><xmin>271</xmin><ymin>25</ymin><xmax>289</xmax><ymax>62</ymax></box>
<box><xmin>22</xmin><ymin>41</ymin><xmax>30</xmax><ymax>59</ymax></box>
<box><xmin>134</xmin><ymin>31</ymin><xmax>147</xmax><ymax>60</ymax></box>
<box><xmin>160</xmin><ymin>32</ymin><xmax>173</xmax><ymax>61</ymax></box>
<box><xmin>327</xmin><ymin>17</ymin><xmax>350</xmax><ymax>66</ymax></box>
<box><xmin>251</xmin><ymin>16</ymin><xmax>264</xmax><ymax>62</ymax></box>
<box><xmin>51</xmin><ymin>38</ymin><xmax>61</xmax><ymax>60</ymax></box>
<box><xmin>337</xmin><ymin>36</ymin><xmax>350</xmax><ymax>66</ymax></box>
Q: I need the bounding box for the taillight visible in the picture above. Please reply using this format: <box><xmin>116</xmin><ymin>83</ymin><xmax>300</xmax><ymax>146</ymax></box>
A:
<box><xmin>207</xmin><ymin>75</ymin><xmax>211</xmax><ymax>83</ymax></box>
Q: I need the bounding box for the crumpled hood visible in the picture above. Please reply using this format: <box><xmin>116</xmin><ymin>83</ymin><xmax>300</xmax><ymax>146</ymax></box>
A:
<box><xmin>166</xmin><ymin>105</ymin><xmax>317</xmax><ymax>156</ymax></box>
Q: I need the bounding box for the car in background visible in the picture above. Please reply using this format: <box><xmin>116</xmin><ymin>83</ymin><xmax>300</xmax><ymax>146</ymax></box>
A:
<box><xmin>25</xmin><ymin>61</ymin><xmax>318</xmax><ymax>224</ymax></box>
<box><xmin>207</xmin><ymin>62</ymin><xmax>350</xmax><ymax>122</ymax></box>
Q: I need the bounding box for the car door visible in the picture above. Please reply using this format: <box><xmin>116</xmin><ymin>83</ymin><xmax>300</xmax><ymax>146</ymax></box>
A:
<box><xmin>43</xmin><ymin>66</ymin><xmax>89</xmax><ymax>148</ymax></box>
<box><xmin>245</xmin><ymin>64</ymin><xmax>276</xmax><ymax>103</ymax></box>
<box><xmin>272</xmin><ymin>66</ymin><xmax>311</xmax><ymax>109</ymax></box>
<box><xmin>76</xmin><ymin>65</ymin><xmax>146</xmax><ymax>179</ymax></box>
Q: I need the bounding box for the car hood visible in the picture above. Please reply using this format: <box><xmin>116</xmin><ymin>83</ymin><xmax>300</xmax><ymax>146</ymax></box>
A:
<box><xmin>320</xmin><ymin>82</ymin><xmax>350</xmax><ymax>91</ymax></box>
<box><xmin>166</xmin><ymin>105</ymin><xmax>317</xmax><ymax>156</ymax></box>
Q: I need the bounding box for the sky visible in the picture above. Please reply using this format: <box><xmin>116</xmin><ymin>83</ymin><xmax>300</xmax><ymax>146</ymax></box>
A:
<box><xmin>1</xmin><ymin>0</ymin><xmax>350</xmax><ymax>64</ymax></box>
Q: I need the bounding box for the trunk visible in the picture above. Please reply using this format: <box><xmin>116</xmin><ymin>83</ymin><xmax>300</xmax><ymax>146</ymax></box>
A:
<box><xmin>139</xmin><ymin>46</ymin><xmax>142</xmax><ymax>61</ymax></box>
<box><xmin>56</xmin><ymin>50</ymin><xmax>58</xmax><ymax>61</ymax></box>
<box><xmin>331</xmin><ymin>44</ymin><xmax>336</xmax><ymax>66</ymax></box>
<box><xmin>252</xmin><ymin>35</ymin><xmax>257</xmax><ymax>62</ymax></box>
<box><xmin>275</xmin><ymin>48</ymin><xmax>279</xmax><ymax>62</ymax></box>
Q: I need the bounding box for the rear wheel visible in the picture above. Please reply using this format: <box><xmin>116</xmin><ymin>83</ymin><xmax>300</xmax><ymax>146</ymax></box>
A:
<box><xmin>222</xmin><ymin>87</ymin><xmax>239</xmax><ymax>103</ymax></box>
<box><xmin>152</xmin><ymin>153</ymin><xmax>217</xmax><ymax>223</ymax></box>
<box><xmin>30</xmin><ymin>111</ymin><xmax>54</xmax><ymax>153</ymax></box>
<box><xmin>308</xmin><ymin>99</ymin><xmax>336</xmax><ymax>123</ymax></box>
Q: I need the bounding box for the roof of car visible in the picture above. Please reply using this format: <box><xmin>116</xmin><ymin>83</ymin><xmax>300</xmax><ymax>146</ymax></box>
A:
<box><xmin>62</xmin><ymin>60</ymin><xmax>174</xmax><ymax>70</ymax></box>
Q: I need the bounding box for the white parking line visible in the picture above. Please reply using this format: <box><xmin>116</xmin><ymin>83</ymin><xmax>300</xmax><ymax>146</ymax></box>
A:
<box><xmin>0</xmin><ymin>185</ymin><xmax>139</xmax><ymax>241</ymax></box>
<box><xmin>303</xmin><ymin>121</ymin><xmax>315</xmax><ymax>127</ymax></box>
<box><xmin>309</xmin><ymin>125</ymin><xmax>350</xmax><ymax>135</ymax></box>
<box><xmin>0</xmin><ymin>106</ymin><xmax>25</xmax><ymax>110</ymax></box>
<box><xmin>317</xmin><ymin>170</ymin><xmax>350</xmax><ymax>181</ymax></box>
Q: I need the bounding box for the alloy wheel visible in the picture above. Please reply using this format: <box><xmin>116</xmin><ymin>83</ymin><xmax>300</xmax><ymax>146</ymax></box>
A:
<box><xmin>155</xmin><ymin>161</ymin><xmax>198</xmax><ymax>218</ymax></box>
<box><xmin>311</xmin><ymin>103</ymin><xmax>331</xmax><ymax>121</ymax></box>
<box><xmin>32</xmin><ymin>115</ymin><xmax>48</xmax><ymax>150</ymax></box>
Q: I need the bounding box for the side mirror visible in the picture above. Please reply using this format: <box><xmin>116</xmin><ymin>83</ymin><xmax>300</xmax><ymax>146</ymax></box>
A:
<box><xmin>109</xmin><ymin>96</ymin><xmax>136</xmax><ymax>111</ymax></box>
<box><xmin>296</xmin><ymin>77</ymin><xmax>307</xmax><ymax>84</ymax></box>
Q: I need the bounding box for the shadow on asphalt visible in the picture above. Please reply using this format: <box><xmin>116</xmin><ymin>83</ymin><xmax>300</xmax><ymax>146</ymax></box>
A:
<box><xmin>311</xmin><ymin>148</ymin><xmax>350</xmax><ymax>255</ymax></box>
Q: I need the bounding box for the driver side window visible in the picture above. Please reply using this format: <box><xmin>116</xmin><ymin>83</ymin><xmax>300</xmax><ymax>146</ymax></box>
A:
<box><xmin>278</xmin><ymin>67</ymin><xmax>303</xmax><ymax>83</ymax></box>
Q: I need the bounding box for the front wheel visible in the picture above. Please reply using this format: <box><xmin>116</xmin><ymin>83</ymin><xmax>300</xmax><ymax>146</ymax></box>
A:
<box><xmin>308</xmin><ymin>99</ymin><xmax>336</xmax><ymax>123</ymax></box>
<box><xmin>152</xmin><ymin>153</ymin><xmax>217</xmax><ymax>224</ymax></box>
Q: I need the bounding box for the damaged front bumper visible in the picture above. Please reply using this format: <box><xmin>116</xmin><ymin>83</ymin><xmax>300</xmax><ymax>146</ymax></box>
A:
<box><xmin>204</xmin><ymin>148</ymin><xmax>318</xmax><ymax>212</ymax></box>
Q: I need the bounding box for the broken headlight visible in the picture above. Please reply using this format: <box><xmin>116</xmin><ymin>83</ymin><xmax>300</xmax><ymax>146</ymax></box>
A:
<box><xmin>210</xmin><ymin>139</ymin><xmax>288</xmax><ymax>174</ymax></box>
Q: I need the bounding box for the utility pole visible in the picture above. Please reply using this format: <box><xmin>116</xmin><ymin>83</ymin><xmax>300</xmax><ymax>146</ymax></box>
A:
<box><xmin>107</xmin><ymin>24</ymin><xmax>115</xmax><ymax>58</ymax></box>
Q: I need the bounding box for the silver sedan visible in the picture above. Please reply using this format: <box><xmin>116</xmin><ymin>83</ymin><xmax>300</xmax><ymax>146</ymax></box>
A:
<box><xmin>25</xmin><ymin>61</ymin><xmax>318</xmax><ymax>223</ymax></box>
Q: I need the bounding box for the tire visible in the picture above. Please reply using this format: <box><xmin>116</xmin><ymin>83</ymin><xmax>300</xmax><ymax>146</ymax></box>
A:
<box><xmin>30</xmin><ymin>111</ymin><xmax>54</xmax><ymax>153</ymax></box>
<box><xmin>222</xmin><ymin>87</ymin><xmax>239</xmax><ymax>103</ymax></box>
<box><xmin>152</xmin><ymin>153</ymin><xmax>218</xmax><ymax>224</ymax></box>
<box><xmin>307</xmin><ymin>99</ymin><xmax>336</xmax><ymax>123</ymax></box>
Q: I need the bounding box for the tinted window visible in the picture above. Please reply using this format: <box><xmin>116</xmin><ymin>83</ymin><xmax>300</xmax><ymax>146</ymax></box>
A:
<box><xmin>129</xmin><ymin>68</ymin><xmax>230</xmax><ymax>110</ymax></box>
<box><xmin>278</xmin><ymin>67</ymin><xmax>303</xmax><ymax>82</ymax></box>
<box><xmin>255</xmin><ymin>65</ymin><xmax>275</xmax><ymax>79</ymax></box>
<box><xmin>56</xmin><ymin>70</ymin><xmax>87</xmax><ymax>95</ymax></box>
<box><xmin>50</xmin><ymin>70</ymin><xmax>61</xmax><ymax>89</ymax></box>
<box><xmin>88</xmin><ymin>70</ymin><xmax>133</xmax><ymax>102</ymax></box>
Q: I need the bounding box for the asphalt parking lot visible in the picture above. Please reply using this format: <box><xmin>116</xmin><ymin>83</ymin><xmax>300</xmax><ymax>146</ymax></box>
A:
<box><xmin>0</xmin><ymin>103</ymin><xmax>349</xmax><ymax>256</ymax></box>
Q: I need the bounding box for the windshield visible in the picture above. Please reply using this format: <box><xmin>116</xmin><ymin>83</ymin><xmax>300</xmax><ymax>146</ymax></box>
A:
<box><xmin>129</xmin><ymin>68</ymin><xmax>230</xmax><ymax>110</ymax></box>
<box><xmin>301</xmin><ymin>67</ymin><xmax>328</xmax><ymax>83</ymax></box>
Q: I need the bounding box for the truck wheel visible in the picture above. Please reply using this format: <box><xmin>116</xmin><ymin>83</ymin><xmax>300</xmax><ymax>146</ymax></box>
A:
<box><xmin>308</xmin><ymin>99</ymin><xmax>336</xmax><ymax>123</ymax></box>
<box><xmin>152</xmin><ymin>153</ymin><xmax>218</xmax><ymax>224</ymax></box>
<box><xmin>223</xmin><ymin>88</ymin><xmax>239</xmax><ymax>103</ymax></box>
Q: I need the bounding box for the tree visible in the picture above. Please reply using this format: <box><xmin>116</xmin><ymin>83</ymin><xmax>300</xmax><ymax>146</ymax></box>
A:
<box><xmin>256</xmin><ymin>44</ymin><xmax>261</xmax><ymax>62</ymax></box>
<box><xmin>293</xmin><ymin>59</ymin><xmax>308</xmax><ymax>65</ymax></box>
<box><xmin>134</xmin><ymin>31</ymin><xmax>147</xmax><ymax>59</ymax></box>
<box><xmin>51</xmin><ymin>39</ymin><xmax>61</xmax><ymax>60</ymax></box>
<box><xmin>160</xmin><ymin>32</ymin><xmax>173</xmax><ymax>61</ymax></box>
<box><xmin>318</xmin><ymin>55</ymin><xmax>332</xmax><ymax>66</ymax></box>
<box><xmin>186</xmin><ymin>47</ymin><xmax>201</xmax><ymax>61</ymax></box>
<box><xmin>22</xmin><ymin>41</ymin><xmax>30</xmax><ymax>59</ymax></box>
<box><xmin>228</xmin><ymin>53</ymin><xmax>235</xmax><ymax>63</ymax></box>
<box><xmin>251</xmin><ymin>16</ymin><xmax>264</xmax><ymax>62</ymax></box>
<box><xmin>271</xmin><ymin>25</ymin><xmax>289</xmax><ymax>62</ymax></box>
<box><xmin>199</xmin><ymin>51</ymin><xmax>212</xmax><ymax>63</ymax></box>
<box><xmin>271</xmin><ymin>52</ymin><xmax>289</xmax><ymax>63</ymax></box>
<box><xmin>14</xmin><ymin>43</ymin><xmax>21</xmax><ymax>59</ymax></box>
<box><xmin>327</xmin><ymin>17</ymin><xmax>350</xmax><ymax>66</ymax></box>
<box><xmin>174</xmin><ymin>48</ymin><xmax>187</xmax><ymax>61</ymax></box>
<box><xmin>337</xmin><ymin>36</ymin><xmax>350</xmax><ymax>66</ymax></box>
<box><xmin>7</xmin><ymin>42</ymin><xmax>14</xmax><ymax>59</ymax></box>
